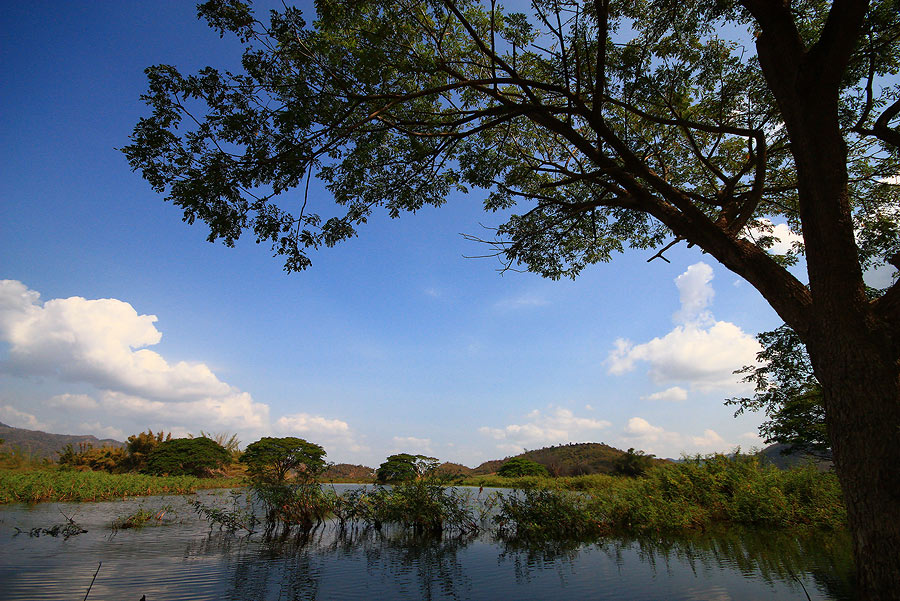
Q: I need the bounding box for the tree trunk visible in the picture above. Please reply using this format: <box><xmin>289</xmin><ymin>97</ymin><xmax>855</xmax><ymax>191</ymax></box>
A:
<box><xmin>810</xmin><ymin>331</ymin><xmax>900</xmax><ymax>600</ymax></box>
<box><xmin>754</xmin><ymin>20</ymin><xmax>900</xmax><ymax>592</ymax></box>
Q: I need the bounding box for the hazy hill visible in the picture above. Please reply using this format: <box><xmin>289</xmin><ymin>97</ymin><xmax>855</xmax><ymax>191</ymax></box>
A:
<box><xmin>473</xmin><ymin>442</ymin><xmax>665</xmax><ymax>476</ymax></box>
<box><xmin>757</xmin><ymin>443</ymin><xmax>833</xmax><ymax>471</ymax></box>
<box><xmin>0</xmin><ymin>422</ymin><xmax>124</xmax><ymax>459</ymax></box>
<box><xmin>322</xmin><ymin>463</ymin><xmax>376</xmax><ymax>481</ymax></box>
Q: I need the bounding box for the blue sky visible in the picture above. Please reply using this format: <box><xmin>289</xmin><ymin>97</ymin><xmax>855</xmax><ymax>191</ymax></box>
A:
<box><xmin>3</xmin><ymin>1</ymin><xmax>891</xmax><ymax>467</ymax></box>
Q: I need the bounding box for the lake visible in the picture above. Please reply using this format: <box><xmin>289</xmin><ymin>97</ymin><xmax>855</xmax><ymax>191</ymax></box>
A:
<box><xmin>0</xmin><ymin>486</ymin><xmax>855</xmax><ymax>600</ymax></box>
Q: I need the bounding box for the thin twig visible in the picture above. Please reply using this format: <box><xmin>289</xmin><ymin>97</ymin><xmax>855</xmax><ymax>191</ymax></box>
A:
<box><xmin>83</xmin><ymin>562</ymin><xmax>102</xmax><ymax>601</ymax></box>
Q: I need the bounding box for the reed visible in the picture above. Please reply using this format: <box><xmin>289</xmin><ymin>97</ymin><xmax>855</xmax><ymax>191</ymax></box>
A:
<box><xmin>493</xmin><ymin>454</ymin><xmax>846</xmax><ymax>539</ymax></box>
<box><xmin>0</xmin><ymin>468</ymin><xmax>243</xmax><ymax>504</ymax></box>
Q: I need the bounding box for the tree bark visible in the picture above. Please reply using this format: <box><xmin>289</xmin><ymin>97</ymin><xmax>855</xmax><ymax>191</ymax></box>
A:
<box><xmin>736</xmin><ymin>3</ymin><xmax>900</xmax><ymax>595</ymax></box>
<box><xmin>812</xmin><ymin>333</ymin><xmax>900</xmax><ymax>599</ymax></box>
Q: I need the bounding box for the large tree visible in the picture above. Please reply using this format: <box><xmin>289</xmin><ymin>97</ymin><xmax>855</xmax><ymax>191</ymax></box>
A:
<box><xmin>124</xmin><ymin>0</ymin><xmax>900</xmax><ymax>595</ymax></box>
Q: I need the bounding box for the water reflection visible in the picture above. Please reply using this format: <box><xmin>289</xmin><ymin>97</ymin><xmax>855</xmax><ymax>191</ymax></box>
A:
<box><xmin>0</xmin><ymin>495</ymin><xmax>853</xmax><ymax>601</ymax></box>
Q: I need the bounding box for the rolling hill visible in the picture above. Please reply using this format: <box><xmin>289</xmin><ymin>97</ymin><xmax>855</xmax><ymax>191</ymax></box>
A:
<box><xmin>0</xmin><ymin>421</ymin><xmax>124</xmax><ymax>459</ymax></box>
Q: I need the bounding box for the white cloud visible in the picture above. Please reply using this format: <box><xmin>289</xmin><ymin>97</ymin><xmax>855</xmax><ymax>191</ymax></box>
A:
<box><xmin>0</xmin><ymin>280</ymin><xmax>273</xmax><ymax>441</ymax></box>
<box><xmin>691</xmin><ymin>429</ymin><xmax>725</xmax><ymax>448</ymax></box>
<box><xmin>0</xmin><ymin>405</ymin><xmax>48</xmax><ymax>431</ymax></box>
<box><xmin>739</xmin><ymin>431</ymin><xmax>763</xmax><ymax>445</ymax></box>
<box><xmin>274</xmin><ymin>412</ymin><xmax>368</xmax><ymax>458</ymax></box>
<box><xmin>276</xmin><ymin>412</ymin><xmax>350</xmax><ymax>436</ymax></box>
<box><xmin>620</xmin><ymin>416</ymin><xmax>733</xmax><ymax>457</ymax></box>
<box><xmin>48</xmin><ymin>393</ymin><xmax>99</xmax><ymax>410</ymax></box>
<box><xmin>391</xmin><ymin>436</ymin><xmax>434</xmax><ymax>455</ymax></box>
<box><xmin>494</xmin><ymin>293</ymin><xmax>550</xmax><ymax>310</ymax></box>
<box><xmin>673</xmin><ymin>263</ymin><xmax>714</xmax><ymax>324</ymax></box>
<box><xmin>641</xmin><ymin>386</ymin><xmax>688</xmax><ymax>402</ymax></box>
<box><xmin>744</xmin><ymin>219</ymin><xmax>804</xmax><ymax>255</ymax></box>
<box><xmin>0</xmin><ymin>280</ymin><xmax>231</xmax><ymax>402</ymax></box>
<box><xmin>606</xmin><ymin>264</ymin><xmax>761</xmax><ymax>392</ymax></box>
<box><xmin>76</xmin><ymin>422</ymin><xmax>125</xmax><ymax>441</ymax></box>
<box><xmin>0</xmin><ymin>281</ymin><xmax>375</xmax><ymax>462</ymax></box>
<box><xmin>479</xmin><ymin>407</ymin><xmax>611</xmax><ymax>453</ymax></box>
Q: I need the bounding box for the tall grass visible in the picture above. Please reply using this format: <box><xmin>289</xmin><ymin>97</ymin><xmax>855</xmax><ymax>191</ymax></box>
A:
<box><xmin>0</xmin><ymin>468</ymin><xmax>243</xmax><ymax>503</ymax></box>
<box><xmin>493</xmin><ymin>454</ymin><xmax>845</xmax><ymax>539</ymax></box>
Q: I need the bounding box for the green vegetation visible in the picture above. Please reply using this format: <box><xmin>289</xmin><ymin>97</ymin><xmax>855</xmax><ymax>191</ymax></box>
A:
<box><xmin>0</xmin><ymin>443</ymin><xmax>52</xmax><ymax>471</ymax></box>
<box><xmin>145</xmin><ymin>437</ymin><xmax>231</xmax><ymax>477</ymax></box>
<box><xmin>472</xmin><ymin>442</ymin><xmax>663</xmax><ymax>477</ymax></box>
<box><xmin>376</xmin><ymin>453</ymin><xmax>439</xmax><ymax>483</ymax></box>
<box><xmin>612</xmin><ymin>448</ymin><xmax>657</xmax><ymax>478</ymax></box>
<box><xmin>0</xmin><ymin>469</ymin><xmax>242</xmax><ymax>504</ymax></box>
<box><xmin>240</xmin><ymin>437</ymin><xmax>326</xmax><ymax>484</ymax></box>
<box><xmin>728</xmin><ymin>325</ymin><xmax>830</xmax><ymax>459</ymax></box>
<box><xmin>497</xmin><ymin>457</ymin><xmax>549</xmax><ymax>478</ymax></box>
<box><xmin>57</xmin><ymin>429</ymin><xmax>173</xmax><ymax>473</ymax></box>
<box><xmin>111</xmin><ymin>504</ymin><xmax>179</xmax><ymax>531</ymax></box>
<box><xmin>493</xmin><ymin>453</ymin><xmax>845</xmax><ymax>539</ymax></box>
<box><xmin>124</xmin><ymin>429</ymin><xmax>172</xmax><ymax>471</ymax></box>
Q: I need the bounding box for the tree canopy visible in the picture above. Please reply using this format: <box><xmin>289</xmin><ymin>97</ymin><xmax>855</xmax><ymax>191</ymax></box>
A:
<box><xmin>497</xmin><ymin>456</ymin><xmax>550</xmax><ymax>477</ymax></box>
<box><xmin>376</xmin><ymin>453</ymin><xmax>439</xmax><ymax>483</ymax></box>
<box><xmin>145</xmin><ymin>437</ymin><xmax>231</xmax><ymax>477</ymax></box>
<box><xmin>240</xmin><ymin>436</ymin><xmax>327</xmax><ymax>483</ymax></box>
<box><xmin>612</xmin><ymin>447</ymin><xmax>656</xmax><ymax>477</ymax></box>
<box><xmin>125</xmin><ymin>0</ymin><xmax>900</xmax><ymax>595</ymax></box>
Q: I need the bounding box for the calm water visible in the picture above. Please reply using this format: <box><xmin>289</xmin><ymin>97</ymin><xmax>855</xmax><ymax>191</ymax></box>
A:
<box><xmin>0</xmin><ymin>487</ymin><xmax>855</xmax><ymax>601</ymax></box>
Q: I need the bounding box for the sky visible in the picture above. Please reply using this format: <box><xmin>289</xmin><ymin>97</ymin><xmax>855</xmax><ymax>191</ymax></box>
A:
<box><xmin>2</xmin><ymin>1</ymin><xmax>895</xmax><ymax>468</ymax></box>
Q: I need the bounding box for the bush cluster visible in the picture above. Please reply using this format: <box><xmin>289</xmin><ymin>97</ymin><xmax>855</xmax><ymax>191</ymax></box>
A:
<box><xmin>493</xmin><ymin>453</ymin><xmax>846</xmax><ymax>538</ymax></box>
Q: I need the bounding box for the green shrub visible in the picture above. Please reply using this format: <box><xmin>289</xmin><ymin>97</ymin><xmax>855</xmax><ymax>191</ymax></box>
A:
<box><xmin>497</xmin><ymin>457</ymin><xmax>550</xmax><ymax>478</ymax></box>
<box><xmin>145</xmin><ymin>437</ymin><xmax>230</xmax><ymax>477</ymax></box>
<box><xmin>240</xmin><ymin>437</ymin><xmax>326</xmax><ymax>484</ymax></box>
<box><xmin>376</xmin><ymin>453</ymin><xmax>438</xmax><ymax>483</ymax></box>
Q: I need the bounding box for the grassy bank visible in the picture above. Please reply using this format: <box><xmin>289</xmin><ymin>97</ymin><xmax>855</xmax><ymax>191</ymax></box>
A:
<box><xmin>487</xmin><ymin>454</ymin><xmax>846</xmax><ymax>537</ymax></box>
<box><xmin>0</xmin><ymin>468</ymin><xmax>243</xmax><ymax>503</ymax></box>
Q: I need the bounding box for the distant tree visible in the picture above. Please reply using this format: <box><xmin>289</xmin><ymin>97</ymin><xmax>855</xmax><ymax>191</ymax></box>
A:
<box><xmin>727</xmin><ymin>325</ymin><xmax>830</xmax><ymax>459</ymax></box>
<box><xmin>239</xmin><ymin>437</ymin><xmax>327</xmax><ymax>484</ymax></box>
<box><xmin>376</xmin><ymin>454</ymin><xmax>439</xmax><ymax>483</ymax></box>
<box><xmin>57</xmin><ymin>442</ymin><xmax>129</xmax><ymax>473</ymax></box>
<box><xmin>125</xmin><ymin>429</ymin><xmax>172</xmax><ymax>471</ymax></box>
<box><xmin>612</xmin><ymin>448</ymin><xmax>656</xmax><ymax>478</ymax></box>
<box><xmin>145</xmin><ymin>437</ymin><xmax>230</xmax><ymax>477</ymax></box>
<box><xmin>497</xmin><ymin>457</ymin><xmax>549</xmax><ymax>478</ymax></box>
<box><xmin>198</xmin><ymin>431</ymin><xmax>241</xmax><ymax>459</ymax></box>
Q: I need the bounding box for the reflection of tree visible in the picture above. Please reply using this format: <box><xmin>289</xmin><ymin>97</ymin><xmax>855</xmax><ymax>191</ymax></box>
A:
<box><xmin>174</xmin><ymin>519</ymin><xmax>852</xmax><ymax>600</ymax></box>
<box><xmin>203</xmin><ymin>525</ymin><xmax>475</xmax><ymax>601</ymax></box>
<box><xmin>497</xmin><ymin>527</ymin><xmax>854</xmax><ymax>601</ymax></box>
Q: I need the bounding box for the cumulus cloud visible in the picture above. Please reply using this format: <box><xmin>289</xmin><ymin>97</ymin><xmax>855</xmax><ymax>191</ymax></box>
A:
<box><xmin>621</xmin><ymin>416</ymin><xmax>732</xmax><ymax>456</ymax></box>
<box><xmin>48</xmin><ymin>393</ymin><xmax>99</xmax><ymax>410</ymax></box>
<box><xmin>0</xmin><ymin>405</ymin><xmax>48</xmax><ymax>431</ymax></box>
<box><xmin>606</xmin><ymin>263</ymin><xmax>760</xmax><ymax>392</ymax></box>
<box><xmin>76</xmin><ymin>422</ymin><xmax>125</xmax><ymax>440</ymax></box>
<box><xmin>0</xmin><ymin>280</ymin><xmax>230</xmax><ymax>401</ymax></box>
<box><xmin>745</xmin><ymin>219</ymin><xmax>804</xmax><ymax>255</ymax></box>
<box><xmin>274</xmin><ymin>412</ymin><xmax>367</xmax><ymax>458</ymax></box>
<box><xmin>479</xmin><ymin>407</ymin><xmax>612</xmax><ymax>454</ymax></box>
<box><xmin>0</xmin><ymin>281</ymin><xmax>363</xmax><ymax>450</ymax></box>
<box><xmin>641</xmin><ymin>386</ymin><xmax>688</xmax><ymax>402</ymax></box>
<box><xmin>391</xmin><ymin>436</ymin><xmax>434</xmax><ymax>455</ymax></box>
<box><xmin>673</xmin><ymin>263</ymin><xmax>715</xmax><ymax>324</ymax></box>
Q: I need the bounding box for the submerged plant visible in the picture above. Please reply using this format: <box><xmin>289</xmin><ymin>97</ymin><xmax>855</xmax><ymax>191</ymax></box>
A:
<box><xmin>190</xmin><ymin>490</ymin><xmax>258</xmax><ymax>534</ymax></box>
<box><xmin>15</xmin><ymin>510</ymin><xmax>86</xmax><ymax>539</ymax></box>
<box><xmin>110</xmin><ymin>504</ymin><xmax>178</xmax><ymax>532</ymax></box>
